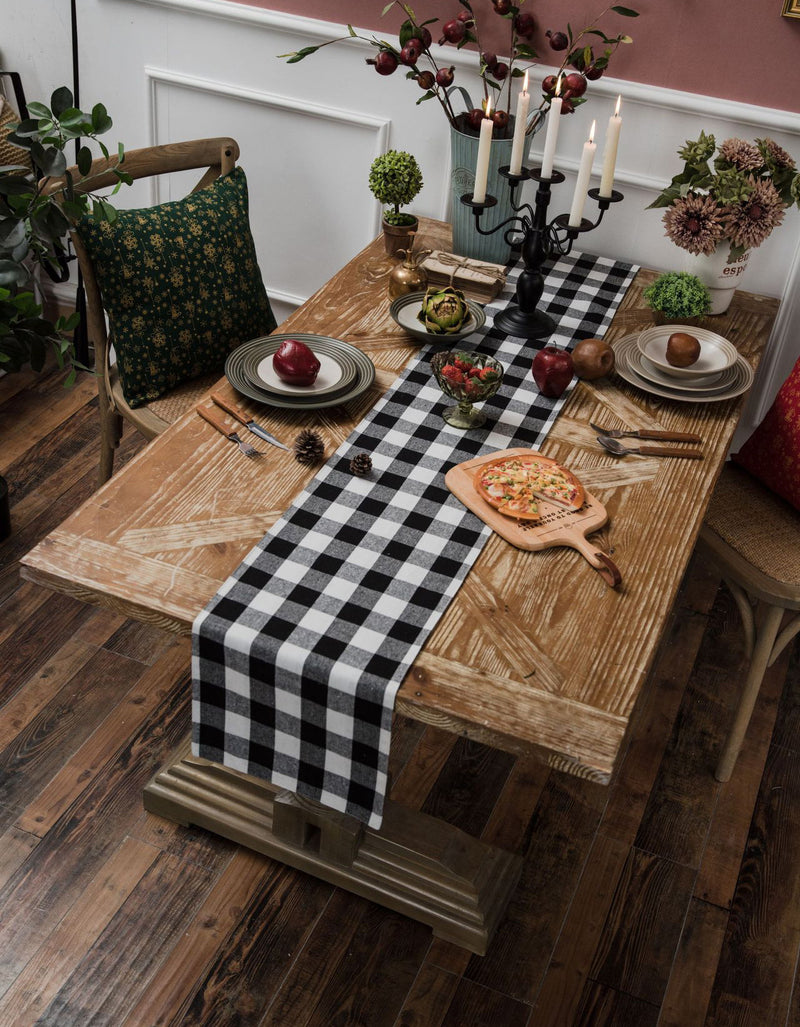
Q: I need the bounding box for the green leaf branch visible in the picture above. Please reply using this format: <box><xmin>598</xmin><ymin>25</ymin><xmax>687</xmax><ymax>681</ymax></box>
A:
<box><xmin>0</xmin><ymin>87</ymin><xmax>127</xmax><ymax>380</ymax></box>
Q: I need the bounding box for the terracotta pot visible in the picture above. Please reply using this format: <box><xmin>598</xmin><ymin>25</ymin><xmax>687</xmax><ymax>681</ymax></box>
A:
<box><xmin>382</xmin><ymin>217</ymin><xmax>418</xmax><ymax>257</ymax></box>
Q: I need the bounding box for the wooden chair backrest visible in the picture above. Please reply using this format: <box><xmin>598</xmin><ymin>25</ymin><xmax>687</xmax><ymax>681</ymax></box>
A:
<box><xmin>43</xmin><ymin>137</ymin><xmax>239</xmax><ymax>393</ymax></box>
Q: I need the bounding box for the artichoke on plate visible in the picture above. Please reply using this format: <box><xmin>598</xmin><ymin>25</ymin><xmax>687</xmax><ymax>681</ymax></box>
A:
<box><xmin>417</xmin><ymin>286</ymin><xmax>471</xmax><ymax>335</ymax></box>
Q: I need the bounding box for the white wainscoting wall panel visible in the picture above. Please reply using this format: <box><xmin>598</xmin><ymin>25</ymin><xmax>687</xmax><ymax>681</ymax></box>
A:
<box><xmin>144</xmin><ymin>66</ymin><xmax>390</xmax><ymax>321</ymax></box>
<box><xmin>22</xmin><ymin>0</ymin><xmax>800</xmax><ymax>435</ymax></box>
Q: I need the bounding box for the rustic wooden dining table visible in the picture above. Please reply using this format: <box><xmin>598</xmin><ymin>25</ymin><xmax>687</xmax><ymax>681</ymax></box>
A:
<box><xmin>20</xmin><ymin>218</ymin><xmax>779</xmax><ymax>954</ymax></box>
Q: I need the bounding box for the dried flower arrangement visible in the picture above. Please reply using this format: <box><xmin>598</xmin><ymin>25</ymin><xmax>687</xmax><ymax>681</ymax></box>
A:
<box><xmin>648</xmin><ymin>131</ymin><xmax>800</xmax><ymax>260</ymax></box>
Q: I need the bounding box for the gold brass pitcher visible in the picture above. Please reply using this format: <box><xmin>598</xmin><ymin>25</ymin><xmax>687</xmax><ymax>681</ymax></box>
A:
<box><xmin>388</xmin><ymin>238</ymin><xmax>431</xmax><ymax>299</ymax></box>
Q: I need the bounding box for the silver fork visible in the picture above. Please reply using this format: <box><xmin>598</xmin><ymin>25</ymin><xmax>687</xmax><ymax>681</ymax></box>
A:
<box><xmin>196</xmin><ymin>405</ymin><xmax>262</xmax><ymax>457</ymax></box>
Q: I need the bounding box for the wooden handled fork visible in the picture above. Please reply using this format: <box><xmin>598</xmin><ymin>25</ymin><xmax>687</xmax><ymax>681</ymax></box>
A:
<box><xmin>196</xmin><ymin>405</ymin><xmax>261</xmax><ymax>457</ymax></box>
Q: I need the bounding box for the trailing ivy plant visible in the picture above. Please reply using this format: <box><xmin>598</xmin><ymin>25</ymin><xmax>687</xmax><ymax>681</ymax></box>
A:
<box><xmin>0</xmin><ymin>86</ymin><xmax>128</xmax><ymax>383</ymax></box>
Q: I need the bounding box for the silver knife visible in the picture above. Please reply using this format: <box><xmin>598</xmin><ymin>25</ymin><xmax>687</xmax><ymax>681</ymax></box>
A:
<box><xmin>589</xmin><ymin>420</ymin><xmax>702</xmax><ymax>444</ymax></box>
<box><xmin>211</xmin><ymin>392</ymin><xmax>289</xmax><ymax>450</ymax></box>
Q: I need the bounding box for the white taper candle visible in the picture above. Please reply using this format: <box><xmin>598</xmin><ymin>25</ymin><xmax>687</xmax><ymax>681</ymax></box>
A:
<box><xmin>539</xmin><ymin>76</ymin><xmax>562</xmax><ymax>179</ymax></box>
<box><xmin>509</xmin><ymin>71</ymin><xmax>531</xmax><ymax>176</ymax></box>
<box><xmin>568</xmin><ymin>120</ymin><xmax>596</xmax><ymax>228</ymax></box>
<box><xmin>472</xmin><ymin>100</ymin><xmax>494</xmax><ymax>204</ymax></box>
<box><xmin>599</xmin><ymin>96</ymin><xmax>622</xmax><ymax>198</ymax></box>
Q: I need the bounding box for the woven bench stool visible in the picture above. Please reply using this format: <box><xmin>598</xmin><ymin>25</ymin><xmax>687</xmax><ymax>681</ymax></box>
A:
<box><xmin>698</xmin><ymin>462</ymin><xmax>800</xmax><ymax>782</ymax></box>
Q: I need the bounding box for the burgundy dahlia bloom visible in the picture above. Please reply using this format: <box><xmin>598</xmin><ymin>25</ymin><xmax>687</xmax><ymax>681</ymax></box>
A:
<box><xmin>725</xmin><ymin>177</ymin><xmax>786</xmax><ymax>249</ymax></box>
<box><xmin>662</xmin><ymin>193</ymin><xmax>726</xmax><ymax>256</ymax></box>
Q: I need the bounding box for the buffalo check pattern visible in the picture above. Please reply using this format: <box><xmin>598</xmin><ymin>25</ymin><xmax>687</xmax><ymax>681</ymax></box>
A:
<box><xmin>193</xmin><ymin>250</ymin><xmax>638</xmax><ymax>828</ymax></box>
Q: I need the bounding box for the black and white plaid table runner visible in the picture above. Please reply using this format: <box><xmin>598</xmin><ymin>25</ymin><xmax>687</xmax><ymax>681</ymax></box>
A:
<box><xmin>193</xmin><ymin>251</ymin><xmax>637</xmax><ymax>828</ymax></box>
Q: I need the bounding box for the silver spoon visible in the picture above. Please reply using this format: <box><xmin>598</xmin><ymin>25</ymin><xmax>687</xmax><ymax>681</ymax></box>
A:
<box><xmin>597</xmin><ymin>435</ymin><xmax>703</xmax><ymax>459</ymax></box>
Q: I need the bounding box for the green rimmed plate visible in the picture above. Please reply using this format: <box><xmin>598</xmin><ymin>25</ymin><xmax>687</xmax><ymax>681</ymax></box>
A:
<box><xmin>240</xmin><ymin>337</ymin><xmax>359</xmax><ymax>399</ymax></box>
<box><xmin>226</xmin><ymin>334</ymin><xmax>376</xmax><ymax>410</ymax></box>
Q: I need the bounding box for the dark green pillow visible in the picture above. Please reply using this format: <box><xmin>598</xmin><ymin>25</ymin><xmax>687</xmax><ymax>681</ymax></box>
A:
<box><xmin>77</xmin><ymin>167</ymin><xmax>276</xmax><ymax>407</ymax></box>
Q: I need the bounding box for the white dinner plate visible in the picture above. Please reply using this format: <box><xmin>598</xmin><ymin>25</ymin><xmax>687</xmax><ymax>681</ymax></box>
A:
<box><xmin>613</xmin><ymin>333</ymin><xmax>754</xmax><ymax>403</ymax></box>
<box><xmin>634</xmin><ymin>352</ymin><xmax>734</xmax><ymax>394</ymax></box>
<box><xmin>637</xmin><ymin>324</ymin><xmax>739</xmax><ymax>379</ymax></box>
<box><xmin>253</xmin><ymin>351</ymin><xmax>352</xmax><ymax>396</ymax></box>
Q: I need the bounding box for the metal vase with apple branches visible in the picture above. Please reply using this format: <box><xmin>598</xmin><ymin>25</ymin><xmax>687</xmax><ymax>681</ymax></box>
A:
<box><xmin>461</xmin><ymin>165</ymin><xmax>623</xmax><ymax>340</ymax></box>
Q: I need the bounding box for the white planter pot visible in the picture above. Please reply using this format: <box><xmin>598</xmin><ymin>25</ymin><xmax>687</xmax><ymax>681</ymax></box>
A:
<box><xmin>682</xmin><ymin>245</ymin><xmax>751</xmax><ymax>315</ymax></box>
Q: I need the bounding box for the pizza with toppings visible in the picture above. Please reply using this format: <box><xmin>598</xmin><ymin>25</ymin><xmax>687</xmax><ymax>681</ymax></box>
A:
<box><xmin>473</xmin><ymin>454</ymin><xmax>584</xmax><ymax>521</ymax></box>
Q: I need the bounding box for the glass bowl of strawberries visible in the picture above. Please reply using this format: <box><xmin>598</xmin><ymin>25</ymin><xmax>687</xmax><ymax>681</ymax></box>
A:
<box><xmin>431</xmin><ymin>350</ymin><xmax>504</xmax><ymax>429</ymax></box>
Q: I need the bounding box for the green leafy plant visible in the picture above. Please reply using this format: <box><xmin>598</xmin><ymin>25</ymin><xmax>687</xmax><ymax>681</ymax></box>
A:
<box><xmin>0</xmin><ymin>86</ymin><xmax>128</xmax><ymax>382</ymax></box>
<box><xmin>648</xmin><ymin>132</ymin><xmax>800</xmax><ymax>261</ymax></box>
<box><xmin>281</xmin><ymin>1</ymin><xmax>637</xmax><ymax>138</ymax></box>
<box><xmin>369</xmin><ymin>150</ymin><xmax>423</xmax><ymax>225</ymax></box>
<box><xmin>643</xmin><ymin>271</ymin><xmax>712</xmax><ymax>320</ymax></box>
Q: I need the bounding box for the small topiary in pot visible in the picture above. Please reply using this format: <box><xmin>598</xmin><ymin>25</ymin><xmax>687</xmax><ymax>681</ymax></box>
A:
<box><xmin>643</xmin><ymin>271</ymin><xmax>712</xmax><ymax>324</ymax></box>
<box><xmin>369</xmin><ymin>150</ymin><xmax>424</xmax><ymax>254</ymax></box>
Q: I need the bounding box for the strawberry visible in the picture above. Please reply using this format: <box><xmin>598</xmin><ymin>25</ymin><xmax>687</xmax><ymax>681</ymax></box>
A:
<box><xmin>454</xmin><ymin>357</ymin><xmax>472</xmax><ymax>373</ymax></box>
<box><xmin>479</xmin><ymin>366</ymin><xmax>501</xmax><ymax>382</ymax></box>
<box><xmin>442</xmin><ymin>365</ymin><xmax>465</xmax><ymax>385</ymax></box>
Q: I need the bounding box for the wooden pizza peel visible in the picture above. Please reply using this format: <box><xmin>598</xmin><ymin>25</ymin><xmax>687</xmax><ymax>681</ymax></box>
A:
<box><xmin>445</xmin><ymin>447</ymin><xmax>622</xmax><ymax>588</ymax></box>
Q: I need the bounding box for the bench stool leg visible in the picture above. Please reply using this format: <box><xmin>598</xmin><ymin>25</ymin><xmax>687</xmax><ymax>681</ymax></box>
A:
<box><xmin>715</xmin><ymin>603</ymin><xmax>784</xmax><ymax>782</ymax></box>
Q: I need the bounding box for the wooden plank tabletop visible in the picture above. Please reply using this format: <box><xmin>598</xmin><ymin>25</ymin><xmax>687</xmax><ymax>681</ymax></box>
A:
<box><xmin>20</xmin><ymin>219</ymin><xmax>779</xmax><ymax>784</ymax></box>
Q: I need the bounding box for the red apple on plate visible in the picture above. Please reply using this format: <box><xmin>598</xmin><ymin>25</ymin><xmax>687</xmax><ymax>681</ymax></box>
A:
<box><xmin>532</xmin><ymin>343</ymin><xmax>573</xmax><ymax>397</ymax></box>
<box><xmin>273</xmin><ymin>339</ymin><xmax>321</xmax><ymax>386</ymax></box>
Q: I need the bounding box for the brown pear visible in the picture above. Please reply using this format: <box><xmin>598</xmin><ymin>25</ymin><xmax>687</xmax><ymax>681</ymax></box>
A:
<box><xmin>666</xmin><ymin>332</ymin><xmax>701</xmax><ymax>368</ymax></box>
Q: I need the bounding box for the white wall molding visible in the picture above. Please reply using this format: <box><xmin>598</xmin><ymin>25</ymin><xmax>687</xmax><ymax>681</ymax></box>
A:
<box><xmin>144</xmin><ymin>66</ymin><xmax>391</xmax><ymax>138</ymax></box>
<box><xmin>143</xmin><ymin>64</ymin><xmax>390</xmax><ymax>236</ymax></box>
<box><xmin>131</xmin><ymin>0</ymin><xmax>800</xmax><ymax>136</ymax></box>
<box><xmin>142</xmin><ymin>64</ymin><xmax>391</xmax><ymax>308</ymax></box>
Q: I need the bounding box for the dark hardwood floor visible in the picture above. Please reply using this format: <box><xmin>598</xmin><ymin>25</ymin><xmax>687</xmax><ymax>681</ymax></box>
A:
<box><xmin>1</xmin><ymin>360</ymin><xmax>799</xmax><ymax>1026</ymax></box>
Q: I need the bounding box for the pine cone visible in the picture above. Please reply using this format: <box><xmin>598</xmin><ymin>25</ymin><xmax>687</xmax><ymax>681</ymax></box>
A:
<box><xmin>293</xmin><ymin>429</ymin><xmax>325</xmax><ymax>466</ymax></box>
<box><xmin>349</xmin><ymin>452</ymin><xmax>373</xmax><ymax>477</ymax></box>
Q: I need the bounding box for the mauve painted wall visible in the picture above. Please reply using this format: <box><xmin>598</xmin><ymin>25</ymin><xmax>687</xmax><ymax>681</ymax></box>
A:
<box><xmin>240</xmin><ymin>0</ymin><xmax>800</xmax><ymax>115</ymax></box>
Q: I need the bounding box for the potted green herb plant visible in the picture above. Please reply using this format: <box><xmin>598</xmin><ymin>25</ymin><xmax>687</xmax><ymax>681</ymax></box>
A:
<box><xmin>643</xmin><ymin>271</ymin><xmax>712</xmax><ymax>325</ymax></box>
<box><xmin>0</xmin><ymin>86</ymin><xmax>127</xmax><ymax>381</ymax></box>
<box><xmin>0</xmin><ymin>86</ymin><xmax>126</xmax><ymax>542</ymax></box>
<box><xmin>368</xmin><ymin>149</ymin><xmax>424</xmax><ymax>255</ymax></box>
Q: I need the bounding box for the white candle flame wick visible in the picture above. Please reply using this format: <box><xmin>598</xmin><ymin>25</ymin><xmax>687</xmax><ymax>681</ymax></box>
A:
<box><xmin>589</xmin><ymin>119</ymin><xmax>596</xmax><ymax>144</ymax></box>
<box><xmin>614</xmin><ymin>95</ymin><xmax>621</xmax><ymax>117</ymax></box>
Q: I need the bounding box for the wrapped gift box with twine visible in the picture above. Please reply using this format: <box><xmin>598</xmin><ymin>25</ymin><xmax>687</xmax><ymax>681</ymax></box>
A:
<box><xmin>420</xmin><ymin>251</ymin><xmax>507</xmax><ymax>304</ymax></box>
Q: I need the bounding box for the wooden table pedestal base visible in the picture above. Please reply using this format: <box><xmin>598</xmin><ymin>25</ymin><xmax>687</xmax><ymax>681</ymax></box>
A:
<box><xmin>143</xmin><ymin>742</ymin><xmax>523</xmax><ymax>955</ymax></box>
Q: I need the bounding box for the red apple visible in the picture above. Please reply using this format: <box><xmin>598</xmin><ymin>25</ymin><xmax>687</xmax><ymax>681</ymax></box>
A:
<box><xmin>532</xmin><ymin>344</ymin><xmax>573</xmax><ymax>397</ymax></box>
<box><xmin>273</xmin><ymin>339</ymin><xmax>321</xmax><ymax>386</ymax></box>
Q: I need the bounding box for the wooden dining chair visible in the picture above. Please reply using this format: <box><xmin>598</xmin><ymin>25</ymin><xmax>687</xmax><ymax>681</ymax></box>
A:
<box><xmin>43</xmin><ymin>137</ymin><xmax>276</xmax><ymax>483</ymax></box>
<box><xmin>698</xmin><ymin>462</ymin><xmax>800</xmax><ymax>781</ymax></box>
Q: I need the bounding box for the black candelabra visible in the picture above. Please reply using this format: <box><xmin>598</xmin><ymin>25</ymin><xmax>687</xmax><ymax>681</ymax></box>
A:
<box><xmin>461</xmin><ymin>165</ymin><xmax>623</xmax><ymax>340</ymax></box>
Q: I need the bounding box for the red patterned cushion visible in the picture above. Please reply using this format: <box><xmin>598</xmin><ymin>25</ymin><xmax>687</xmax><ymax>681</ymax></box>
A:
<box><xmin>733</xmin><ymin>355</ymin><xmax>800</xmax><ymax>511</ymax></box>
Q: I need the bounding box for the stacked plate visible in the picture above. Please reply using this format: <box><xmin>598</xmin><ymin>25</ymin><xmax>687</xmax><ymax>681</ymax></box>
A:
<box><xmin>613</xmin><ymin>324</ymin><xmax>754</xmax><ymax>403</ymax></box>
<box><xmin>225</xmin><ymin>333</ymin><xmax>376</xmax><ymax>411</ymax></box>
